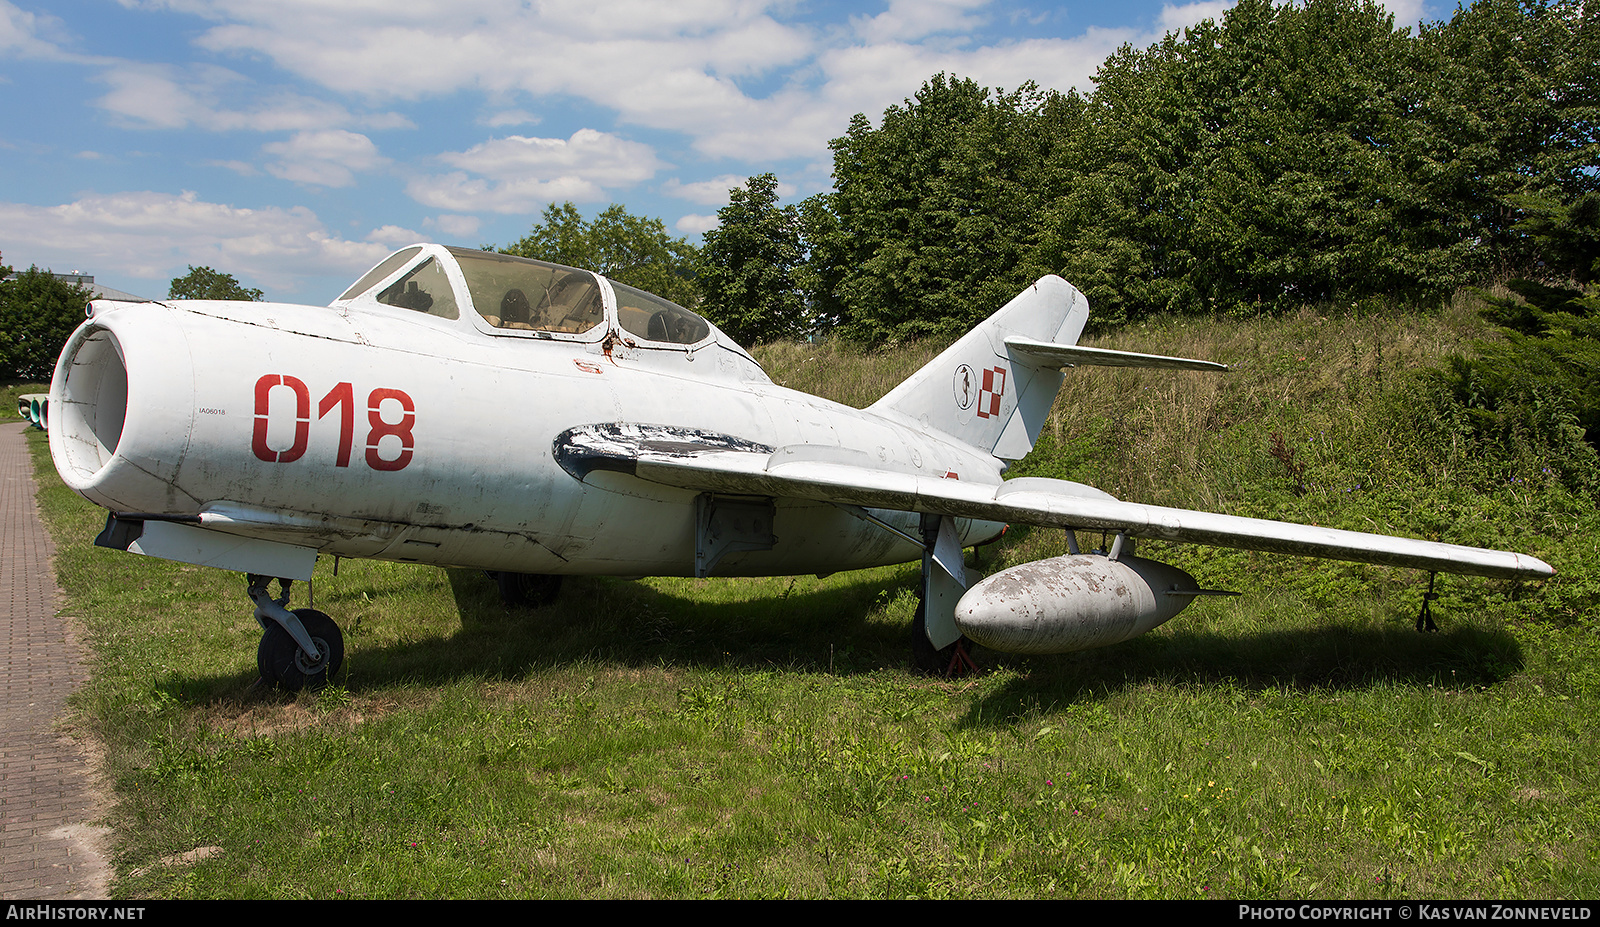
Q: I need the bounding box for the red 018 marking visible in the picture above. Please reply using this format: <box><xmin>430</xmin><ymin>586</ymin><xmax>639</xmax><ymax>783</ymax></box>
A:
<box><xmin>252</xmin><ymin>375</ymin><xmax>415</xmax><ymax>471</ymax></box>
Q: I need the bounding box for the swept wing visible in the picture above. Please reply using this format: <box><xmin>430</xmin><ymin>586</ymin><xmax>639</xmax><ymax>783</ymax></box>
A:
<box><xmin>557</xmin><ymin>425</ymin><xmax>1553</xmax><ymax>581</ymax></box>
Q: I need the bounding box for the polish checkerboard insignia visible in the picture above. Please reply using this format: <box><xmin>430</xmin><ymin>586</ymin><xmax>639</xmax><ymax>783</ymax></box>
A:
<box><xmin>976</xmin><ymin>366</ymin><xmax>1006</xmax><ymax>419</ymax></box>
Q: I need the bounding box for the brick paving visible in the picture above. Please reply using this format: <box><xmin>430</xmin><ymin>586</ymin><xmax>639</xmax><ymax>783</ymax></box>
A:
<box><xmin>0</xmin><ymin>421</ymin><xmax>111</xmax><ymax>899</ymax></box>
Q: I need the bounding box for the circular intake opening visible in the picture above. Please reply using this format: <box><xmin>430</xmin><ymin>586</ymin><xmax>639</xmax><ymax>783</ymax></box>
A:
<box><xmin>54</xmin><ymin>327</ymin><xmax>128</xmax><ymax>482</ymax></box>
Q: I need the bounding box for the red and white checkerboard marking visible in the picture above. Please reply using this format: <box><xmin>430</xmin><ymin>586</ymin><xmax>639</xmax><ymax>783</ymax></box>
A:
<box><xmin>976</xmin><ymin>366</ymin><xmax>1006</xmax><ymax>419</ymax></box>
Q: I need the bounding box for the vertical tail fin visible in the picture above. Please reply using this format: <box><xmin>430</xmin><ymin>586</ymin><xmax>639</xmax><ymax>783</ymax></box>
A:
<box><xmin>869</xmin><ymin>275</ymin><xmax>1089</xmax><ymax>460</ymax></box>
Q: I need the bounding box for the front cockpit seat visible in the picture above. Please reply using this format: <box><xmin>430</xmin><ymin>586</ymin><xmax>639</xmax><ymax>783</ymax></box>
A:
<box><xmin>647</xmin><ymin>310</ymin><xmax>670</xmax><ymax>341</ymax></box>
<box><xmin>499</xmin><ymin>288</ymin><xmax>533</xmax><ymax>330</ymax></box>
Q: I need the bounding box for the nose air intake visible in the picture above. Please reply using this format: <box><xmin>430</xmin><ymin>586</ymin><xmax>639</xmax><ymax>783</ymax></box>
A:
<box><xmin>49</xmin><ymin>308</ymin><xmax>197</xmax><ymax>514</ymax></box>
<box><xmin>51</xmin><ymin>325</ymin><xmax>130</xmax><ymax>485</ymax></box>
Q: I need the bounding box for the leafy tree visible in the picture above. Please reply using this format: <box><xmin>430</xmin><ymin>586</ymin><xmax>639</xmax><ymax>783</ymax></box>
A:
<box><xmin>1412</xmin><ymin>0</ymin><xmax>1599</xmax><ymax>279</ymax></box>
<box><xmin>800</xmin><ymin>0</ymin><xmax>1595</xmax><ymax>339</ymax></box>
<box><xmin>1441</xmin><ymin>191</ymin><xmax>1600</xmax><ymax>459</ymax></box>
<box><xmin>496</xmin><ymin>203</ymin><xmax>700</xmax><ymax>308</ymax></box>
<box><xmin>0</xmin><ymin>265</ymin><xmax>94</xmax><ymax>381</ymax></box>
<box><xmin>697</xmin><ymin>174</ymin><xmax>808</xmax><ymax>345</ymax></box>
<box><xmin>1037</xmin><ymin>0</ymin><xmax>1469</xmax><ymax>322</ymax></box>
<box><xmin>807</xmin><ymin>74</ymin><xmax>1063</xmax><ymax>343</ymax></box>
<box><xmin>1031</xmin><ymin>33</ymin><xmax>1201</xmax><ymax>324</ymax></box>
<box><xmin>168</xmin><ymin>265</ymin><xmax>264</xmax><ymax>301</ymax></box>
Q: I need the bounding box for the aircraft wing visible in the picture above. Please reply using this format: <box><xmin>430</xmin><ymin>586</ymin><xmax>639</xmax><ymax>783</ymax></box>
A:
<box><xmin>556</xmin><ymin>424</ymin><xmax>1553</xmax><ymax>581</ymax></box>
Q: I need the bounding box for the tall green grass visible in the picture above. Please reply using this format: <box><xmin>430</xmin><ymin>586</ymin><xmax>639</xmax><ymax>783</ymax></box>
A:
<box><xmin>26</xmin><ymin>294</ymin><xmax>1600</xmax><ymax>898</ymax></box>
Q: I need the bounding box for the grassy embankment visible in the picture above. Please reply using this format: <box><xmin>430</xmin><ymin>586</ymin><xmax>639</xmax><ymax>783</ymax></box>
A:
<box><xmin>19</xmin><ymin>293</ymin><xmax>1600</xmax><ymax>898</ymax></box>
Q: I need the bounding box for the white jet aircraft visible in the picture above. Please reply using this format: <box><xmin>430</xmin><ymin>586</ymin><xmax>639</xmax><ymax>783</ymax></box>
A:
<box><xmin>48</xmin><ymin>244</ymin><xmax>1554</xmax><ymax>687</ymax></box>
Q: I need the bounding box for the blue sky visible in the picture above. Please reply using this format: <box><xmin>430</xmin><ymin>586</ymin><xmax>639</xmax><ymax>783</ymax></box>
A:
<box><xmin>0</xmin><ymin>0</ymin><xmax>1437</xmax><ymax>302</ymax></box>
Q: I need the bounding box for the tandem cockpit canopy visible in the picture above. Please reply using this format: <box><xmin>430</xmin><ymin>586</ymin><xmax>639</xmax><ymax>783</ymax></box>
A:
<box><xmin>450</xmin><ymin>248</ymin><xmax>604</xmax><ymax>335</ymax></box>
<box><xmin>333</xmin><ymin>244</ymin><xmax>719</xmax><ymax>349</ymax></box>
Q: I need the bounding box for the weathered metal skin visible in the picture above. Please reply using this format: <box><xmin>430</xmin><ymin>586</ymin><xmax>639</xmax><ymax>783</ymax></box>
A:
<box><xmin>48</xmin><ymin>275</ymin><xmax>999</xmax><ymax>579</ymax></box>
<box><xmin>955</xmin><ymin>554</ymin><xmax>1200</xmax><ymax>654</ymax></box>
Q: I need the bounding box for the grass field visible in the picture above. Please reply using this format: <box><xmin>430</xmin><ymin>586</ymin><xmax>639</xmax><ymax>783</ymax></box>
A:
<box><xmin>16</xmin><ymin>295</ymin><xmax>1600</xmax><ymax>898</ymax></box>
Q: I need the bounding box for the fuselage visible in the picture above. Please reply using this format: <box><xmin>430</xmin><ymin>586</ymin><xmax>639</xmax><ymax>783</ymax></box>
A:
<box><xmin>49</xmin><ymin>246</ymin><xmax>1004</xmax><ymax>579</ymax></box>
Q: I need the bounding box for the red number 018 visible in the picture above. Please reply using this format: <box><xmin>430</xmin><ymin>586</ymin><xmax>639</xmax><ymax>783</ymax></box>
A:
<box><xmin>252</xmin><ymin>375</ymin><xmax>415</xmax><ymax>471</ymax></box>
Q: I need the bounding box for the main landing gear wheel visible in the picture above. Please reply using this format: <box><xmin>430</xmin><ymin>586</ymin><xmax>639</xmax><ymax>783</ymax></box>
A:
<box><xmin>911</xmin><ymin>603</ymin><xmax>978</xmax><ymax>678</ymax></box>
<box><xmin>490</xmin><ymin>571</ymin><xmax>563</xmax><ymax>609</ymax></box>
<box><xmin>258</xmin><ymin>608</ymin><xmax>345</xmax><ymax>690</ymax></box>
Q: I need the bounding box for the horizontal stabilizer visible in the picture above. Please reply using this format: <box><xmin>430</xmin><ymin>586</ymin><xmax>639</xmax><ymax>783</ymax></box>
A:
<box><xmin>1005</xmin><ymin>337</ymin><xmax>1228</xmax><ymax>371</ymax></box>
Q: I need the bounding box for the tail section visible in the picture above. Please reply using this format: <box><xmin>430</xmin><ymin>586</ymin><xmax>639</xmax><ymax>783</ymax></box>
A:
<box><xmin>869</xmin><ymin>275</ymin><xmax>1089</xmax><ymax>460</ymax></box>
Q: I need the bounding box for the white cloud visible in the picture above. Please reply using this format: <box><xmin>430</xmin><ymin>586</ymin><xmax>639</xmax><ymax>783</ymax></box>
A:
<box><xmin>94</xmin><ymin>63</ymin><xmax>217</xmax><ymax>129</ymax></box>
<box><xmin>408</xmin><ymin>129</ymin><xmax>665</xmax><ymax>213</ymax></box>
<box><xmin>208</xmin><ymin>158</ymin><xmax>260</xmax><ymax>176</ymax></box>
<box><xmin>426</xmin><ymin>214</ymin><xmax>481</xmax><ymax>239</ymax></box>
<box><xmin>662</xmin><ymin>173</ymin><xmax>800</xmax><ymax>207</ymax></box>
<box><xmin>482</xmin><ymin>109</ymin><xmax>541</xmax><ymax>128</ymax></box>
<box><xmin>94</xmin><ymin>62</ymin><xmax>410</xmax><ymax>133</ymax></box>
<box><xmin>182</xmin><ymin>0</ymin><xmax>814</xmax><ymax>92</ymax></box>
<box><xmin>363</xmin><ymin>224</ymin><xmax>423</xmax><ymax>245</ymax></box>
<box><xmin>661</xmin><ymin>174</ymin><xmax>750</xmax><ymax>206</ymax></box>
<box><xmin>851</xmin><ymin>0</ymin><xmax>990</xmax><ymax>43</ymax></box>
<box><xmin>1159</xmin><ymin>2</ymin><xmax>1233</xmax><ymax>35</ymax></box>
<box><xmin>145</xmin><ymin>2</ymin><xmax>813</xmax><ymax>154</ymax></box>
<box><xmin>674</xmin><ymin>213</ymin><xmax>719</xmax><ymax>235</ymax></box>
<box><xmin>0</xmin><ymin>0</ymin><xmax>91</xmax><ymax>60</ymax></box>
<box><xmin>518</xmin><ymin>0</ymin><xmax>791</xmax><ymax>41</ymax></box>
<box><xmin>439</xmin><ymin>130</ymin><xmax>661</xmax><ymax>183</ymax></box>
<box><xmin>0</xmin><ymin>190</ymin><xmax>389</xmax><ymax>294</ymax></box>
<box><xmin>263</xmin><ymin>129</ymin><xmax>387</xmax><ymax>187</ymax></box>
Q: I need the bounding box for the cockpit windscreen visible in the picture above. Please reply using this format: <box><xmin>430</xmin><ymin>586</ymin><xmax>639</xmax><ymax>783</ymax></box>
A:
<box><xmin>612</xmin><ymin>280</ymin><xmax>711</xmax><ymax>345</ymax></box>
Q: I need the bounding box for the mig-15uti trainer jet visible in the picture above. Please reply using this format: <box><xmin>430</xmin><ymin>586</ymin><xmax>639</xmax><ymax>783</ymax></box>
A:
<box><xmin>48</xmin><ymin>244</ymin><xmax>1554</xmax><ymax>687</ymax></box>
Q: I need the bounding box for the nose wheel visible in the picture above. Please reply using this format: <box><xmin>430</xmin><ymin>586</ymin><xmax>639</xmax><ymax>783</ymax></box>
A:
<box><xmin>248</xmin><ymin>575</ymin><xmax>345</xmax><ymax>690</ymax></box>
<box><xmin>258</xmin><ymin>608</ymin><xmax>344</xmax><ymax>689</ymax></box>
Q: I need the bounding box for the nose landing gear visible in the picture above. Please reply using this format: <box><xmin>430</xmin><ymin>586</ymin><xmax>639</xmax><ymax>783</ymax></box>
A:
<box><xmin>248</xmin><ymin>574</ymin><xmax>345</xmax><ymax>690</ymax></box>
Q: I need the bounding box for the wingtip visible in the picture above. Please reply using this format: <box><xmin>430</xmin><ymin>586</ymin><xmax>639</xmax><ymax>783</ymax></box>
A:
<box><xmin>1518</xmin><ymin>554</ymin><xmax>1556</xmax><ymax>579</ymax></box>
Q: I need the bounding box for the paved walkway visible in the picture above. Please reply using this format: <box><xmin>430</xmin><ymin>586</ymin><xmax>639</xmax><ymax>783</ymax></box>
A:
<box><xmin>0</xmin><ymin>420</ymin><xmax>111</xmax><ymax>899</ymax></box>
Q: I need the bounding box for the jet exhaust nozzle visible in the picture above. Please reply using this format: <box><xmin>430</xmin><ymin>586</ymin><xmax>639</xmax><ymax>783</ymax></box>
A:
<box><xmin>955</xmin><ymin>554</ymin><xmax>1201</xmax><ymax>654</ymax></box>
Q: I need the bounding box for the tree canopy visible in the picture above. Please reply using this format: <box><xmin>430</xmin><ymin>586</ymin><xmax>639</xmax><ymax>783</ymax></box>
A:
<box><xmin>169</xmin><ymin>266</ymin><xmax>264</xmax><ymax>301</ymax></box>
<box><xmin>0</xmin><ymin>265</ymin><xmax>93</xmax><ymax>382</ymax></box>
<box><xmin>804</xmin><ymin>75</ymin><xmax>1062</xmax><ymax>343</ymax></box>
<box><xmin>697</xmin><ymin>174</ymin><xmax>809</xmax><ymax>346</ymax></box>
<box><xmin>777</xmin><ymin>0</ymin><xmax>1598</xmax><ymax>340</ymax></box>
<box><xmin>1439</xmin><ymin>190</ymin><xmax>1600</xmax><ymax>488</ymax></box>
